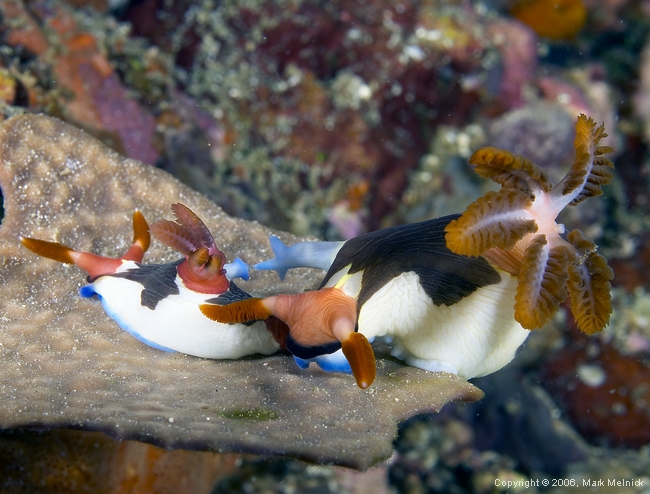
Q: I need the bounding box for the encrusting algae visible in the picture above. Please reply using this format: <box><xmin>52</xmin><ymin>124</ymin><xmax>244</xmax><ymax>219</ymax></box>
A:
<box><xmin>445</xmin><ymin>114</ymin><xmax>614</xmax><ymax>335</ymax></box>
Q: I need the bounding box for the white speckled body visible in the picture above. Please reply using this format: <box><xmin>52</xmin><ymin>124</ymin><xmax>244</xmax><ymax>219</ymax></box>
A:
<box><xmin>86</xmin><ymin>262</ymin><xmax>279</xmax><ymax>359</ymax></box>
<box><xmin>328</xmin><ymin>268</ymin><xmax>529</xmax><ymax>378</ymax></box>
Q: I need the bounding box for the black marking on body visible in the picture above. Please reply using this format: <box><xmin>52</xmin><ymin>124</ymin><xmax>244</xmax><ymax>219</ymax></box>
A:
<box><xmin>113</xmin><ymin>259</ymin><xmax>182</xmax><ymax>310</ymax></box>
<box><xmin>205</xmin><ymin>280</ymin><xmax>253</xmax><ymax>306</ymax></box>
<box><xmin>286</xmin><ymin>333</ymin><xmax>342</xmax><ymax>359</ymax></box>
<box><xmin>205</xmin><ymin>281</ymin><xmax>257</xmax><ymax>326</ymax></box>
<box><xmin>321</xmin><ymin>214</ymin><xmax>502</xmax><ymax>311</ymax></box>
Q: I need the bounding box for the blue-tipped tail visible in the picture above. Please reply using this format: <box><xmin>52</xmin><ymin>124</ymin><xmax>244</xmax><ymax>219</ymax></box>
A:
<box><xmin>224</xmin><ymin>257</ymin><xmax>250</xmax><ymax>281</ymax></box>
<box><xmin>253</xmin><ymin>236</ymin><xmax>345</xmax><ymax>280</ymax></box>
<box><xmin>253</xmin><ymin>236</ymin><xmax>291</xmax><ymax>280</ymax></box>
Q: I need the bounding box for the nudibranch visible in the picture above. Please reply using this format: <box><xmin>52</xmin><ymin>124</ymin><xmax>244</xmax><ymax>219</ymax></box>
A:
<box><xmin>200</xmin><ymin>216</ymin><xmax>528</xmax><ymax>389</ymax></box>
<box><xmin>21</xmin><ymin>204</ymin><xmax>279</xmax><ymax>359</ymax></box>
<box><xmin>200</xmin><ymin>114</ymin><xmax>615</xmax><ymax>389</ymax></box>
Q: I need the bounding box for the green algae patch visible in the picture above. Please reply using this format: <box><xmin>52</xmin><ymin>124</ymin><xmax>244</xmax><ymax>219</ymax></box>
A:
<box><xmin>219</xmin><ymin>408</ymin><xmax>280</xmax><ymax>422</ymax></box>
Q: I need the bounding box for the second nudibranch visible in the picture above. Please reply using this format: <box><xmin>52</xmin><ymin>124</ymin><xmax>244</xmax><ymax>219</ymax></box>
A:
<box><xmin>21</xmin><ymin>204</ymin><xmax>280</xmax><ymax>359</ymax></box>
<box><xmin>200</xmin><ymin>114</ymin><xmax>615</xmax><ymax>389</ymax></box>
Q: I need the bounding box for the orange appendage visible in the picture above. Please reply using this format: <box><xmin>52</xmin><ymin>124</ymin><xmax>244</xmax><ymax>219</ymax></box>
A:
<box><xmin>560</xmin><ymin>116</ymin><xmax>615</xmax><ymax>205</ymax></box>
<box><xmin>342</xmin><ymin>332</ymin><xmax>376</xmax><ymax>389</ymax></box>
<box><xmin>21</xmin><ymin>237</ymin><xmax>76</xmax><ymax>264</ymax></box>
<box><xmin>567</xmin><ymin>230</ymin><xmax>614</xmax><ymax>335</ymax></box>
<box><xmin>199</xmin><ymin>298</ymin><xmax>271</xmax><ymax>324</ymax></box>
<box><xmin>20</xmin><ymin>236</ymin><xmax>123</xmax><ymax>280</ymax></box>
<box><xmin>510</xmin><ymin>0</ymin><xmax>587</xmax><ymax>41</ymax></box>
<box><xmin>469</xmin><ymin>146</ymin><xmax>551</xmax><ymax>194</ymax></box>
<box><xmin>272</xmin><ymin>288</ymin><xmax>358</xmax><ymax>347</ymax></box>
<box><xmin>446</xmin><ymin>114</ymin><xmax>615</xmax><ymax>334</ymax></box>
<box><xmin>132</xmin><ymin>210</ymin><xmax>151</xmax><ymax>252</ymax></box>
<box><xmin>445</xmin><ymin>189</ymin><xmax>536</xmax><ymax>257</ymax></box>
<box><xmin>121</xmin><ymin>210</ymin><xmax>150</xmax><ymax>262</ymax></box>
<box><xmin>514</xmin><ymin>235</ymin><xmax>569</xmax><ymax>329</ymax></box>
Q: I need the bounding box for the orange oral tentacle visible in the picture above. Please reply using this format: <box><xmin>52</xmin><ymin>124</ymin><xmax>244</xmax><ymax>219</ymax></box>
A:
<box><xmin>20</xmin><ymin>237</ymin><xmax>123</xmax><ymax>279</ymax></box>
<box><xmin>199</xmin><ymin>297</ymin><xmax>273</xmax><ymax>324</ymax></box>
<box><xmin>20</xmin><ymin>237</ymin><xmax>76</xmax><ymax>264</ymax></box>
<box><xmin>266</xmin><ymin>287</ymin><xmax>377</xmax><ymax>387</ymax></box>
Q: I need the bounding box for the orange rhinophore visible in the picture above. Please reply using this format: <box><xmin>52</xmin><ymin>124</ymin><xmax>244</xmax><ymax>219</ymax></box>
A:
<box><xmin>445</xmin><ymin>114</ymin><xmax>614</xmax><ymax>334</ymax></box>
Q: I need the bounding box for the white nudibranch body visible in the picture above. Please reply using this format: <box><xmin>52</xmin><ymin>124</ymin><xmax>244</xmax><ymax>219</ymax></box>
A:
<box><xmin>246</xmin><ymin>113</ymin><xmax>617</xmax><ymax>389</ymax></box>
<box><xmin>327</xmin><ymin>267</ymin><xmax>528</xmax><ymax>378</ymax></box>
<box><xmin>248</xmin><ymin>215</ymin><xmax>531</xmax><ymax>383</ymax></box>
<box><xmin>82</xmin><ymin>261</ymin><xmax>278</xmax><ymax>358</ymax></box>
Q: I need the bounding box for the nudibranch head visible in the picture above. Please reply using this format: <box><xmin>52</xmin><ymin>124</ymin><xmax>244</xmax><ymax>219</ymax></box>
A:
<box><xmin>445</xmin><ymin>114</ymin><xmax>615</xmax><ymax>334</ymax></box>
<box><xmin>149</xmin><ymin>203</ymin><xmax>230</xmax><ymax>294</ymax></box>
<box><xmin>21</xmin><ymin>210</ymin><xmax>151</xmax><ymax>279</ymax></box>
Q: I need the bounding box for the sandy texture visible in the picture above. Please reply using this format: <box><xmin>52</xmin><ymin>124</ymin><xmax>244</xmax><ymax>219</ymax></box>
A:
<box><xmin>0</xmin><ymin>115</ymin><xmax>482</xmax><ymax>469</ymax></box>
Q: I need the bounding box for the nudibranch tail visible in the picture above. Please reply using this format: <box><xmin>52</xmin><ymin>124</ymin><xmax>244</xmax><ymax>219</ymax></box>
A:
<box><xmin>253</xmin><ymin>236</ymin><xmax>345</xmax><ymax>279</ymax></box>
<box><xmin>224</xmin><ymin>257</ymin><xmax>250</xmax><ymax>281</ymax></box>
<box><xmin>445</xmin><ymin>114</ymin><xmax>615</xmax><ymax>335</ymax></box>
<box><xmin>21</xmin><ymin>210</ymin><xmax>151</xmax><ymax>279</ymax></box>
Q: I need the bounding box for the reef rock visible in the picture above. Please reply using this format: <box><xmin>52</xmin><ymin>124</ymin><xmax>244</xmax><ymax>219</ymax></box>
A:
<box><xmin>0</xmin><ymin>115</ymin><xmax>483</xmax><ymax>470</ymax></box>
